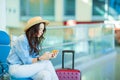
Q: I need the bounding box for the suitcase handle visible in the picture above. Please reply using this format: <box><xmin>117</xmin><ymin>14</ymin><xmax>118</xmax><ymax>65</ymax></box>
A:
<box><xmin>62</xmin><ymin>50</ymin><xmax>75</xmax><ymax>69</ymax></box>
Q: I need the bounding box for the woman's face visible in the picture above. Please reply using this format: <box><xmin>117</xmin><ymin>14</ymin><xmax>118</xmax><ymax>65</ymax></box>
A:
<box><xmin>37</xmin><ymin>23</ymin><xmax>45</xmax><ymax>37</ymax></box>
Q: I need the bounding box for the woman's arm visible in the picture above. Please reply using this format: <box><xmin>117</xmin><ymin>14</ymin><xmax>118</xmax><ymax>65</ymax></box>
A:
<box><xmin>32</xmin><ymin>52</ymin><xmax>52</xmax><ymax>63</ymax></box>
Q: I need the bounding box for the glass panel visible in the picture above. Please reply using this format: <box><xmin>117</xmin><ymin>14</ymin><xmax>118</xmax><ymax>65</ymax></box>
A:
<box><xmin>43</xmin><ymin>28</ymin><xmax>64</xmax><ymax>47</ymax></box>
<box><xmin>40</xmin><ymin>24</ymin><xmax>115</xmax><ymax>66</ymax></box>
<box><xmin>88</xmin><ymin>24</ymin><xmax>114</xmax><ymax>55</ymax></box>
<box><xmin>101</xmin><ymin>24</ymin><xmax>115</xmax><ymax>50</ymax></box>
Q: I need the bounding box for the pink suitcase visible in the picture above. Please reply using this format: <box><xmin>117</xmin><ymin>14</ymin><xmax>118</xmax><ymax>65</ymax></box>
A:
<box><xmin>56</xmin><ymin>50</ymin><xmax>81</xmax><ymax>80</ymax></box>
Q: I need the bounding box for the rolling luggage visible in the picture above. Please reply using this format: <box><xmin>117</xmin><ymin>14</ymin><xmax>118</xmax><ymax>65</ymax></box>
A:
<box><xmin>56</xmin><ymin>50</ymin><xmax>81</xmax><ymax>80</ymax></box>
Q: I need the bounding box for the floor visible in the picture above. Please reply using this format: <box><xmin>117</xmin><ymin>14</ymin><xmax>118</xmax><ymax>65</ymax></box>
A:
<box><xmin>79</xmin><ymin>46</ymin><xmax>120</xmax><ymax>80</ymax></box>
<box><xmin>115</xmin><ymin>47</ymin><xmax>120</xmax><ymax>80</ymax></box>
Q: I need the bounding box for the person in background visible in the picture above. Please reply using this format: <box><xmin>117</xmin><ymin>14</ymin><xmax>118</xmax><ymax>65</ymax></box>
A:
<box><xmin>7</xmin><ymin>16</ymin><xmax>59</xmax><ymax>80</ymax></box>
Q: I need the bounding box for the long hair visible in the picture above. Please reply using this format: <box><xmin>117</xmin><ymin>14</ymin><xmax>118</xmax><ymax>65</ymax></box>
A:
<box><xmin>25</xmin><ymin>22</ymin><xmax>46</xmax><ymax>55</ymax></box>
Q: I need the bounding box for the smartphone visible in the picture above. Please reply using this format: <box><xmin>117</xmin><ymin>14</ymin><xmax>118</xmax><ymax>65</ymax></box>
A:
<box><xmin>51</xmin><ymin>50</ymin><xmax>59</xmax><ymax>58</ymax></box>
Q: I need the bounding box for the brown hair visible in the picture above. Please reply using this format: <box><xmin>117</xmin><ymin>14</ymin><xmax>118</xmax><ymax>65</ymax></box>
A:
<box><xmin>25</xmin><ymin>22</ymin><xmax>46</xmax><ymax>55</ymax></box>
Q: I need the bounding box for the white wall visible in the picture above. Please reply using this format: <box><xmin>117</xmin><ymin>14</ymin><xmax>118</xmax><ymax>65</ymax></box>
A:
<box><xmin>6</xmin><ymin>0</ymin><xmax>93</xmax><ymax>28</ymax></box>
<box><xmin>0</xmin><ymin>0</ymin><xmax>6</xmax><ymax>31</ymax></box>
<box><xmin>55</xmin><ymin>0</ymin><xmax>64</xmax><ymax>21</ymax></box>
<box><xmin>6</xmin><ymin>0</ymin><xmax>24</xmax><ymax>28</ymax></box>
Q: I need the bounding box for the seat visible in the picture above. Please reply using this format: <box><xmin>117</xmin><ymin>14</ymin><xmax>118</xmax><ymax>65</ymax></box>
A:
<box><xmin>0</xmin><ymin>30</ymin><xmax>10</xmax><ymax>79</ymax></box>
<box><xmin>0</xmin><ymin>30</ymin><xmax>32</xmax><ymax>80</ymax></box>
<box><xmin>11</xmin><ymin>77</ymin><xmax>32</xmax><ymax>80</ymax></box>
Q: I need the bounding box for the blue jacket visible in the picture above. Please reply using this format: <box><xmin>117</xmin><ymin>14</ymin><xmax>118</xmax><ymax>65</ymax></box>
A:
<box><xmin>7</xmin><ymin>34</ymin><xmax>38</xmax><ymax>65</ymax></box>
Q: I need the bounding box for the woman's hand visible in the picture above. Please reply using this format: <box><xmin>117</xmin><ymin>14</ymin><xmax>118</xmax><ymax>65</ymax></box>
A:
<box><xmin>39</xmin><ymin>52</ymin><xmax>52</xmax><ymax>60</ymax></box>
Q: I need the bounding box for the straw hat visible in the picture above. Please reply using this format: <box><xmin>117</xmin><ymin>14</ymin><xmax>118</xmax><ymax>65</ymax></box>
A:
<box><xmin>24</xmin><ymin>16</ymin><xmax>49</xmax><ymax>31</ymax></box>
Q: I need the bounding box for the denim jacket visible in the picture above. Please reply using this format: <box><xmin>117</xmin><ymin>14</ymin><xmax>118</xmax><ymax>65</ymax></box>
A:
<box><xmin>7</xmin><ymin>34</ymin><xmax>38</xmax><ymax>65</ymax></box>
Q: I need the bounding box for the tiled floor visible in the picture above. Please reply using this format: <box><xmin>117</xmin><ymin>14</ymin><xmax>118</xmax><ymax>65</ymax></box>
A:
<box><xmin>77</xmin><ymin>46</ymin><xmax>120</xmax><ymax>80</ymax></box>
<box><xmin>115</xmin><ymin>47</ymin><xmax>120</xmax><ymax>80</ymax></box>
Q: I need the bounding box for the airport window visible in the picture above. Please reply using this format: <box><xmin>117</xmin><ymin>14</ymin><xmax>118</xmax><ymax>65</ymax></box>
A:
<box><xmin>93</xmin><ymin>0</ymin><xmax>120</xmax><ymax>20</ymax></box>
<box><xmin>20</xmin><ymin>0</ymin><xmax>55</xmax><ymax>21</ymax></box>
<box><xmin>92</xmin><ymin>0</ymin><xmax>106</xmax><ymax>20</ymax></box>
<box><xmin>64</xmin><ymin>0</ymin><xmax>75</xmax><ymax>20</ymax></box>
<box><xmin>109</xmin><ymin>0</ymin><xmax>120</xmax><ymax>20</ymax></box>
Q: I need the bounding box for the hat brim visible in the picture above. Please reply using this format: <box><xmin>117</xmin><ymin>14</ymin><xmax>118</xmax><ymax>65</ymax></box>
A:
<box><xmin>24</xmin><ymin>20</ymin><xmax>49</xmax><ymax>31</ymax></box>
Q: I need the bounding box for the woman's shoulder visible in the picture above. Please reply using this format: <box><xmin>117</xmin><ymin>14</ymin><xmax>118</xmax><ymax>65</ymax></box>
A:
<box><xmin>17</xmin><ymin>34</ymin><xmax>28</xmax><ymax>44</ymax></box>
<box><xmin>11</xmin><ymin>34</ymin><xmax>29</xmax><ymax>47</ymax></box>
<box><xmin>19</xmin><ymin>34</ymin><xmax>27</xmax><ymax>40</ymax></box>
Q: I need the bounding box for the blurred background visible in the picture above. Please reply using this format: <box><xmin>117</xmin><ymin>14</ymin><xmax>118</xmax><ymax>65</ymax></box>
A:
<box><xmin>0</xmin><ymin>0</ymin><xmax>120</xmax><ymax>80</ymax></box>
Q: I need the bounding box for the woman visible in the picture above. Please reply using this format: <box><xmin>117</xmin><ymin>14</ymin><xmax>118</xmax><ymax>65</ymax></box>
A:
<box><xmin>7</xmin><ymin>16</ymin><xmax>59</xmax><ymax>80</ymax></box>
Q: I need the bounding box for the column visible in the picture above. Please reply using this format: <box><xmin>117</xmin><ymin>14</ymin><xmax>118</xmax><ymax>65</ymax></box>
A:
<box><xmin>55</xmin><ymin>0</ymin><xmax>64</xmax><ymax>21</ymax></box>
<box><xmin>0</xmin><ymin>0</ymin><xmax>6</xmax><ymax>31</ymax></box>
<box><xmin>76</xmin><ymin>0</ymin><xmax>92</xmax><ymax>21</ymax></box>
